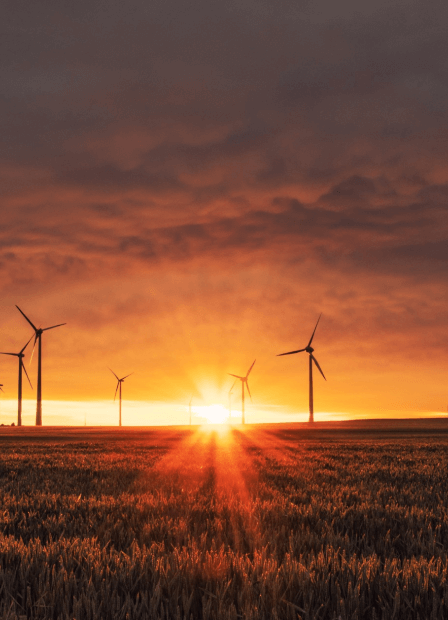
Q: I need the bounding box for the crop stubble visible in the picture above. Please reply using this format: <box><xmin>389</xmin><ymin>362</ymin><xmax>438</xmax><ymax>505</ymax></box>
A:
<box><xmin>0</xmin><ymin>424</ymin><xmax>447</xmax><ymax>619</ymax></box>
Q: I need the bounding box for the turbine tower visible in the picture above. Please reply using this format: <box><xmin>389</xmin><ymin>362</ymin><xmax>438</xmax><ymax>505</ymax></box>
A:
<box><xmin>0</xmin><ymin>337</ymin><xmax>33</xmax><ymax>426</ymax></box>
<box><xmin>277</xmin><ymin>314</ymin><xmax>326</xmax><ymax>423</ymax></box>
<box><xmin>109</xmin><ymin>368</ymin><xmax>132</xmax><ymax>426</ymax></box>
<box><xmin>228</xmin><ymin>360</ymin><xmax>256</xmax><ymax>424</ymax></box>
<box><xmin>16</xmin><ymin>306</ymin><xmax>66</xmax><ymax>426</ymax></box>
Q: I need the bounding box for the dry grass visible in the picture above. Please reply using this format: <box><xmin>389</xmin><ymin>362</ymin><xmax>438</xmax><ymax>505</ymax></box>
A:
<box><xmin>0</xmin><ymin>423</ymin><xmax>447</xmax><ymax>619</ymax></box>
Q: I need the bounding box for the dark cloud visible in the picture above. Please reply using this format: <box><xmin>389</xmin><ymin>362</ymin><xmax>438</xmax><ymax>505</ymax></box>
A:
<box><xmin>1</xmin><ymin>0</ymin><xmax>448</xmax><ymax>415</ymax></box>
<box><xmin>1</xmin><ymin>177</ymin><xmax>447</xmax><ymax>295</ymax></box>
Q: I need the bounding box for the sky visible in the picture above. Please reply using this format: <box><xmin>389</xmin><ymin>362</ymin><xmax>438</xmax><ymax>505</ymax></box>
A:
<box><xmin>1</xmin><ymin>0</ymin><xmax>448</xmax><ymax>425</ymax></box>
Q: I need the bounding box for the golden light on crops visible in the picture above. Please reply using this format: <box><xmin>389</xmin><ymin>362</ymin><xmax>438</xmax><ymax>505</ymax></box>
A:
<box><xmin>0</xmin><ymin>423</ymin><xmax>446</xmax><ymax>617</ymax></box>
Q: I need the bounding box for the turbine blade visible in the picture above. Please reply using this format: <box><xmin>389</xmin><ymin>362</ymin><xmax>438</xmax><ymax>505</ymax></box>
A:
<box><xmin>246</xmin><ymin>359</ymin><xmax>256</xmax><ymax>378</ymax></box>
<box><xmin>0</xmin><ymin>352</ymin><xmax>18</xmax><ymax>357</ymax></box>
<box><xmin>228</xmin><ymin>373</ymin><xmax>244</xmax><ymax>379</ymax></box>
<box><xmin>114</xmin><ymin>381</ymin><xmax>119</xmax><ymax>401</ymax></box>
<box><xmin>0</xmin><ymin>387</ymin><xmax>4</xmax><ymax>393</ymax></box>
<box><xmin>229</xmin><ymin>379</ymin><xmax>237</xmax><ymax>394</ymax></box>
<box><xmin>42</xmin><ymin>323</ymin><xmax>66</xmax><ymax>332</ymax></box>
<box><xmin>108</xmin><ymin>367</ymin><xmax>119</xmax><ymax>380</ymax></box>
<box><xmin>16</xmin><ymin>306</ymin><xmax>37</xmax><ymax>331</ymax></box>
<box><xmin>311</xmin><ymin>354</ymin><xmax>326</xmax><ymax>380</ymax></box>
<box><xmin>246</xmin><ymin>381</ymin><xmax>252</xmax><ymax>402</ymax></box>
<box><xmin>277</xmin><ymin>348</ymin><xmax>306</xmax><ymax>356</ymax></box>
<box><xmin>307</xmin><ymin>313</ymin><xmax>322</xmax><ymax>348</ymax></box>
<box><xmin>29</xmin><ymin>335</ymin><xmax>38</xmax><ymax>366</ymax></box>
<box><xmin>121</xmin><ymin>372</ymin><xmax>133</xmax><ymax>380</ymax></box>
<box><xmin>22</xmin><ymin>362</ymin><xmax>33</xmax><ymax>389</ymax></box>
<box><xmin>20</xmin><ymin>334</ymin><xmax>34</xmax><ymax>354</ymax></box>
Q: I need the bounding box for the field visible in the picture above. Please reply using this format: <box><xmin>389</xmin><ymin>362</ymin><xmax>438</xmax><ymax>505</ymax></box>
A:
<box><xmin>0</xmin><ymin>420</ymin><xmax>448</xmax><ymax>619</ymax></box>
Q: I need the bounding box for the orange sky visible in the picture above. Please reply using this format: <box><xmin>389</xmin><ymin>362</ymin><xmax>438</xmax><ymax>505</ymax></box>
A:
<box><xmin>1</xmin><ymin>0</ymin><xmax>448</xmax><ymax>424</ymax></box>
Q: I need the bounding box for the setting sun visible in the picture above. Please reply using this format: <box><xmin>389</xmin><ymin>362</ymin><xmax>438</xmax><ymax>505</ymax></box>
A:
<box><xmin>196</xmin><ymin>404</ymin><xmax>229</xmax><ymax>425</ymax></box>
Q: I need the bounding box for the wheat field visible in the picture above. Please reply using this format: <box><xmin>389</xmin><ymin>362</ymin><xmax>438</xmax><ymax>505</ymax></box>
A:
<box><xmin>0</xmin><ymin>421</ymin><xmax>447</xmax><ymax>619</ymax></box>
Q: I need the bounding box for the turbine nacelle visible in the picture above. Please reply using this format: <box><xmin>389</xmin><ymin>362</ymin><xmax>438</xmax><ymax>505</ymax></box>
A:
<box><xmin>228</xmin><ymin>360</ymin><xmax>256</xmax><ymax>424</ymax></box>
<box><xmin>277</xmin><ymin>314</ymin><xmax>326</xmax><ymax>423</ymax></box>
<box><xmin>16</xmin><ymin>306</ymin><xmax>65</xmax><ymax>425</ymax></box>
<box><xmin>108</xmin><ymin>368</ymin><xmax>133</xmax><ymax>410</ymax></box>
<box><xmin>277</xmin><ymin>315</ymin><xmax>325</xmax><ymax>380</ymax></box>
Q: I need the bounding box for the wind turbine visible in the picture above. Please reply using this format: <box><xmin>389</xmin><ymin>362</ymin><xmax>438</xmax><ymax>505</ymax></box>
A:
<box><xmin>0</xmin><ymin>336</ymin><xmax>33</xmax><ymax>426</ymax></box>
<box><xmin>277</xmin><ymin>314</ymin><xmax>326</xmax><ymax>423</ymax></box>
<box><xmin>109</xmin><ymin>368</ymin><xmax>133</xmax><ymax>426</ymax></box>
<box><xmin>228</xmin><ymin>360</ymin><xmax>256</xmax><ymax>424</ymax></box>
<box><xmin>15</xmin><ymin>306</ymin><xmax>66</xmax><ymax>426</ymax></box>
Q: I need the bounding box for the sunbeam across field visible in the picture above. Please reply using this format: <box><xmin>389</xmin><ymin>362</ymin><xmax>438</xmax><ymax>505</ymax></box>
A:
<box><xmin>1</xmin><ymin>422</ymin><xmax>448</xmax><ymax>618</ymax></box>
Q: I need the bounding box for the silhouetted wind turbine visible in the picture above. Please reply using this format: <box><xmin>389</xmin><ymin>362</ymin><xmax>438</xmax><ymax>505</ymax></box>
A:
<box><xmin>16</xmin><ymin>306</ymin><xmax>66</xmax><ymax>426</ymax></box>
<box><xmin>277</xmin><ymin>314</ymin><xmax>326</xmax><ymax>423</ymax></box>
<box><xmin>109</xmin><ymin>368</ymin><xmax>132</xmax><ymax>427</ymax></box>
<box><xmin>228</xmin><ymin>360</ymin><xmax>256</xmax><ymax>424</ymax></box>
<box><xmin>0</xmin><ymin>336</ymin><xmax>33</xmax><ymax>426</ymax></box>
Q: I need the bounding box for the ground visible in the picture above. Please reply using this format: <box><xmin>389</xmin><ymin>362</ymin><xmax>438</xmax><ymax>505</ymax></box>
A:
<box><xmin>0</xmin><ymin>419</ymin><xmax>447</xmax><ymax>619</ymax></box>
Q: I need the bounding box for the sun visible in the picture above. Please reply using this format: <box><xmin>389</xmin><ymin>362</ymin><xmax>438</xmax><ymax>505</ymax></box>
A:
<box><xmin>196</xmin><ymin>404</ymin><xmax>229</xmax><ymax>425</ymax></box>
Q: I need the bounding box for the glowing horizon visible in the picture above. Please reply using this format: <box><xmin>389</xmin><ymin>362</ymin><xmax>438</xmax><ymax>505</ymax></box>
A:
<box><xmin>0</xmin><ymin>398</ymin><xmax>446</xmax><ymax>427</ymax></box>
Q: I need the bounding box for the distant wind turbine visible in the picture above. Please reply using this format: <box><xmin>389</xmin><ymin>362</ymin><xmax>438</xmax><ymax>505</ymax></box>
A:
<box><xmin>108</xmin><ymin>368</ymin><xmax>133</xmax><ymax>426</ymax></box>
<box><xmin>16</xmin><ymin>306</ymin><xmax>66</xmax><ymax>426</ymax></box>
<box><xmin>277</xmin><ymin>314</ymin><xmax>326</xmax><ymax>424</ymax></box>
<box><xmin>0</xmin><ymin>336</ymin><xmax>33</xmax><ymax>426</ymax></box>
<box><xmin>228</xmin><ymin>360</ymin><xmax>256</xmax><ymax>424</ymax></box>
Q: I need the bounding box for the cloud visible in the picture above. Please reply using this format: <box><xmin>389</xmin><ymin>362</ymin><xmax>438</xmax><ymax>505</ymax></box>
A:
<box><xmin>1</xmin><ymin>173</ymin><xmax>446</xmax><ymax>296</ymax></box>
<box><xmin>1</xmin><ymin>0</ymin><xmax>448</xmax><ymax>416</ymax></box>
